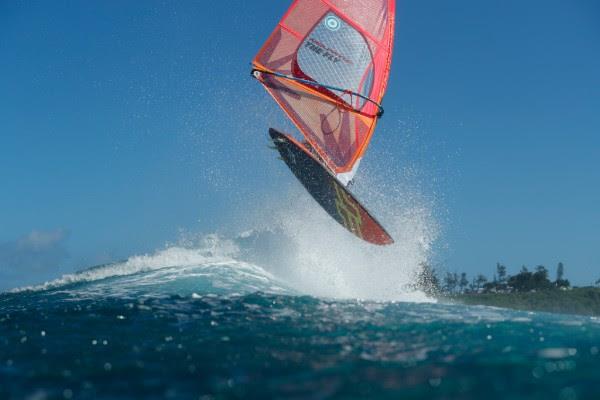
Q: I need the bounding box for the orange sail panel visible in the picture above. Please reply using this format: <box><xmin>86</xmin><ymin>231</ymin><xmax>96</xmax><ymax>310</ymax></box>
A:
<box><xmin>253</xmin><ymin>0</ymin><xmax>395</xmax><ymax>177</ymax></box>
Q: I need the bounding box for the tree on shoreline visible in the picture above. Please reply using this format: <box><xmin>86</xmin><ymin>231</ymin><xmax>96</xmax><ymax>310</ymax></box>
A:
<box><xmin>557</xmin><ymin>262</ymin><xmax>564</xmax><ymax>281</ymax></box>
<box><xmin>416</xmin><ymin>263</ymin><xmax>440</xmax><ymax>296</ymax></box>
<box><xmin>555</xmin><ymin>262</ymin><xmax>570</xmax><ymax>288</ymax></box>
<box><xmin>459</xmin><ymin>273</ymin><xmax>469</xmax><ymax>293</ymax></box>
<box><xmin>443</xmin><ymin>272</ymin><xmax>458</xmax><ymax>294</ymax></box>
<box><xmin>435</xmin><ymin>262</ymin><xmax>573</xmax><ymax>296</ymax></box>
<box><xmin>474</xmin><ymin>275</ymin><xmax>488</xmax><ymax>291</ymax></box>
<box><xmin>496</xmin><ymin>263</ymin><xmax>507</xmax><ymax>284</ymax></box>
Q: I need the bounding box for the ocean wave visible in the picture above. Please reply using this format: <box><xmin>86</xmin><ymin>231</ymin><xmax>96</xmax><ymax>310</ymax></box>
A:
<box><xmin>10</xmin><ymin>240</ymin><xmax>291</xmax><ymax>298</ymax></box>
<box><xmin>9</xmin><ymin>186</ymin><xmax>439</xmax><ymax>304</ymax></box>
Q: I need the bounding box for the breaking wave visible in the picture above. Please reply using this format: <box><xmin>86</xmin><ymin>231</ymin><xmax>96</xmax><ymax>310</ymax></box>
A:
<box><xmin>12</xmin><ymin>219</ymin><xmax>435</xmax><ymax>304</ymax></box>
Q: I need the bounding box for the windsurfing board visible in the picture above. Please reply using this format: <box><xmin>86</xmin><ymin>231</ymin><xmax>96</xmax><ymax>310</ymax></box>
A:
<box><xmin>269</xmin><ymin>128</ymin><xmax>394</xmax><ymax>246</ymax></box>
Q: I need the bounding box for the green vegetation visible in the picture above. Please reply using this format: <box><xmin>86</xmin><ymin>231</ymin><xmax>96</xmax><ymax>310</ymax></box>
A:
<box><xmin>416</xmin><ymin>262</ymin><xmax>600</xmax><ymax>316</ymax></box>
<box><xmin>454</xmin><ymin>287</ymin><xmax>600</xmax><ymax>316</ymax></box>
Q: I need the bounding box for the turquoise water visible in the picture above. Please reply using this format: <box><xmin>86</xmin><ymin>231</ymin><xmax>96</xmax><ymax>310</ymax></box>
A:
<box><xmin>2</xmin><ymin>236</ymin><xmax>600</xmax><ymax>399</ymax></box>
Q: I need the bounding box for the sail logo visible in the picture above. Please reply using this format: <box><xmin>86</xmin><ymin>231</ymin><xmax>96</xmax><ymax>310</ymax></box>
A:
<box><xmin>304</xmin><ymin>38</ymin><xmax>352</xmax><ymax>65</ymax></box>
<box><xmin>324</xmin><ymin>15</ymin><xmax>341</xmax><ymax>32</ymax></box>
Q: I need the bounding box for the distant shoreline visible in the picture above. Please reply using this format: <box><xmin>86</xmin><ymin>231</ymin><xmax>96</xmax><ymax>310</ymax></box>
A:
<box><xmin>442</xmin><ymin>287</ymin><xmax>600</xmax><ymax>317</ymax></box>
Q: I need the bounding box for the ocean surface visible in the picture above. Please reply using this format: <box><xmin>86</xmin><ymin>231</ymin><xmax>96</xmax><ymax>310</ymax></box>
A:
<box><xmin>2</xmin><ymin>230</ymin><xmax>600</xmax><ymax>400</ymax></box>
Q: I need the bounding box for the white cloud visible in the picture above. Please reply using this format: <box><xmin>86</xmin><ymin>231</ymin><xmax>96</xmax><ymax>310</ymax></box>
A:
<box><xmin>0</xmin><ymin>229</ymin><xmax>70</xmax><ymax>291</ymax></box>
<box><xmin>16</xmin><ymin>229</ymin><xmax>68</xmax><ymax>251</ymax></box>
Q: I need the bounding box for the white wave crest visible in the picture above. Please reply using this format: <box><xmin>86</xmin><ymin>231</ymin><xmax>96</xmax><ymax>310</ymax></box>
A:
<box><xmin>11</xmin><ymin>240</ymin><xmax>285</xmax><ymax>297</ymax></box>
<box><xmin>231</xmin><ymin>182</ymin><xmax>439</xmax><ymax>303</ymax></box>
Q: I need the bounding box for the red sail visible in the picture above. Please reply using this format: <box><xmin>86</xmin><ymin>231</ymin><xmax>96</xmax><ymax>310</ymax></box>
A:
<box><xmin>253</xmin><ymin>0</ymin><xmax>395</xmax><ymax>181</ymax></box>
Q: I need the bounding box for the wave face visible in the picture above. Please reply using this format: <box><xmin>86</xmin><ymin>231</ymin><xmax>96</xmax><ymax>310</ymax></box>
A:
<box><xmin>10</xmin><ymin>239</ymin><xmax>291</xmax><ymax>299</ymax></box>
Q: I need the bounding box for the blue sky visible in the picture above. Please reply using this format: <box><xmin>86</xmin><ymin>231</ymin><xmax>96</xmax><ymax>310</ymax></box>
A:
<box><xmin>1</xmin><ymin>0</ymin><xmax>599</xmax><ymax>289</ymax></box>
